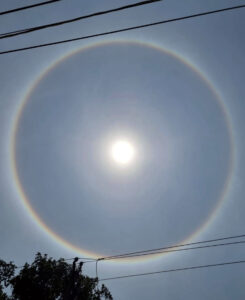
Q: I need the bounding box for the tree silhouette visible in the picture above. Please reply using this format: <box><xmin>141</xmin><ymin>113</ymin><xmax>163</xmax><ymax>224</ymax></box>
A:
<box><xmin>0</xmin><ymin>259</ymin><xmax>15</xmax><ymax>300</ymax></box>
<box><xmin>0</xmin><ymin>253</ymin><xmax>112</xmax><ymax>300</ymax></box>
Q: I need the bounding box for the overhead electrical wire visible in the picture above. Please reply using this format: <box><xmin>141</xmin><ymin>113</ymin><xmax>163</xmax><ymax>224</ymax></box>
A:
<box><xmin>99</xmin><ymin>240</ymin><xmax>245</xmax><ymax>261</ymax></box>
<box><xmin>0</xmin><ymin>0</ymin><xmax>62</xmax><ymax>16</ymax></box>
<box><xmin>94</xmin><ymin>235</ymin><xmax>245</xmax><ymax>279</ymax></box>
<box><xmin>71</xmin><ymin>233</ymin><xmax>245</xmax><ymax>262</ymax></box>
<box><xmin>98</xmin><ymin>234</ymin><xmax>245</xmax><ymax>260</ymax></box>
<box><xmin>0</xmin><ymin>4</ymin><xmax>244</xmax><ymax>55</ymax></box>
<box><xmin>0</xmin><ymin>0</ymin><xmax>162</xmax><ymax>39</ymax></box>
<box><xmin>95</xmin><ymin>237</ymin><xmax>245</xmax><ymax>280</ymax></box>
<box><xmin>99</xmin><ymin>259</ymin><xmax>245</xmax><ymax>281</ymax></box>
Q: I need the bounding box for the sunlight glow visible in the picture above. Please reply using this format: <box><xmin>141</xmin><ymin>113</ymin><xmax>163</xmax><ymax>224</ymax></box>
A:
<box><xmin>111</xmin><ymin>140</ymin><xmax>135</xmax><ymax>165</ymax></box>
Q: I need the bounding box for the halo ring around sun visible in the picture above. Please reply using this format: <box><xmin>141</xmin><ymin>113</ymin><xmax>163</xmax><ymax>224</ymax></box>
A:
<box><xmin>9</xmin><ymin>40</ymin><xmax>235</xmax><ymax>262</ymax></box>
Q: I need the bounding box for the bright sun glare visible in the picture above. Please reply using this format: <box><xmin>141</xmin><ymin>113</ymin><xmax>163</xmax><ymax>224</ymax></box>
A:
<box><xmin>111</xmin><ymin>140</ymin><xmax>135</xmax><ymax>165</ymax></box>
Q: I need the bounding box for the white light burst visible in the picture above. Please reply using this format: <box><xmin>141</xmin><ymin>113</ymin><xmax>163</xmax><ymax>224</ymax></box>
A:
<box><xmin>111</xmin><ymin>140</ymin><xmax>135</xmax><ymax>165</ymax></box>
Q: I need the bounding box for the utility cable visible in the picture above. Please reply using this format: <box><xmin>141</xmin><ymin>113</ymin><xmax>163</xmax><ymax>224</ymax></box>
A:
<box><xmin>0</xmin><ymin>0</ymin><xmax>61</xmax><ymax>16</ymax></box>
<box><xmin>99</xmin><ymin>259</ymin><xmax>245</xmax><ymax>281</ymax></box>
<box><xmin>0</xmin><ymin>0</ymin><xmax>162</xmax><ymax>39</ymax></box>
<box><xmin>98</xmin><ymin>233</ymin><xmax>245</xmax><ymax>261</ymax></box>
<box><xmin>99</xmin><ymin>240</ymin><xmax>245</xmax><ymax>261</ymax></box>
<box><xmin>0</xmin><ymin>4</ymin><xmax>244</xmax><ymax>55</ymax></box>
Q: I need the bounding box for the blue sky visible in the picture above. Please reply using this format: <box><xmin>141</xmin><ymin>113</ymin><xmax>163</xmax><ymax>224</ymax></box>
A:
<box><xmin>0</xmin><ymin>0</ymin><xmax>245</xmax><ymax>299</ymax></box>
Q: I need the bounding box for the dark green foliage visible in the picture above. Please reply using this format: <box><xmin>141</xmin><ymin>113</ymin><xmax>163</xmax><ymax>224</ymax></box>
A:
<box><xmin>0</xmin><ymin>253</ymin><xmax>112</xmax><ymax>300</ymax></box>
<box><xmin>0</xmin><ymin>259</ymin><xmax>15</xmax><ymax>300</ymax></box>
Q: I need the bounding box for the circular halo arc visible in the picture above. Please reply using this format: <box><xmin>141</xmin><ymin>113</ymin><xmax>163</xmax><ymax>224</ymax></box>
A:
<box><xmin>9</xmin><ymin>40</ymin><xmax>235</xmax><ymax>262</ymax></box>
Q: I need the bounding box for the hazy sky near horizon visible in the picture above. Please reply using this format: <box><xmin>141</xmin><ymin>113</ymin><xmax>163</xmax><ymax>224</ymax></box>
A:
<box><xmin>0</xmin><ymin>0</ymin><xmax>245</xmax><ymax>299</ymax></box>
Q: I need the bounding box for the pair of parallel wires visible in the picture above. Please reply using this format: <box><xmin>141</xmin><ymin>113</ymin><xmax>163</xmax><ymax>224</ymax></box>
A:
<box><xmin>94</xmin><ymin>233</ymin><xmax>245</xmax><ymax>281</ymax></box>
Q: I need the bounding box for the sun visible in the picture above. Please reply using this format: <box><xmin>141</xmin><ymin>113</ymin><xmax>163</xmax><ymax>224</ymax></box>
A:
<box><xmin>111</xmin><ymin>140</ymin><xmax>135</xmax><ymax>165</ymax></box>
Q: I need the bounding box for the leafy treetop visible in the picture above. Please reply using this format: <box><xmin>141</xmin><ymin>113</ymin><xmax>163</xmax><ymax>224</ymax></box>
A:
<box><xmin>0</xmin><ymin>253</ymin><xmax>112</xmax><ymax>300</ymax></box>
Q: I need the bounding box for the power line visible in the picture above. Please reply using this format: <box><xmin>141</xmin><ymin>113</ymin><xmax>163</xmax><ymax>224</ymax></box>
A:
<box><xmin>0</xmin><ymin>0</ymin><xmax>162</xmax><ymax>40</ymax></box>
<box><xmin>99</xmin><ymin>233</ymin><xmax>245</xmax><ymax>261</ymax></box>
<box><xmin>0</xmin><ymin>0</ymin><xmax>62</xmax><ymax>16</ymax></box>
<box><xmin>99</xmin><ymin>259</ymin><xmax>245</xmax><ymax>281</ymax></box>
<box><xmin>0</xmin><ymin>4</ymin><xmax>244</xmax><ymax>55</ymax></box>
<box><xmin>100</xmin><ymin>240</ymin><xmax>245</xmax><ymax>261</ymax></box>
